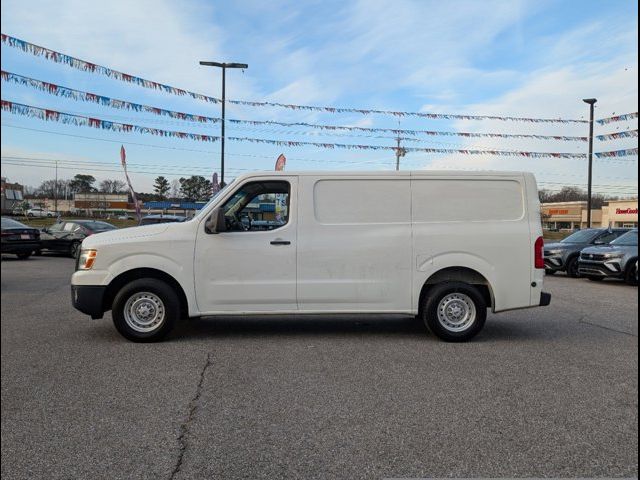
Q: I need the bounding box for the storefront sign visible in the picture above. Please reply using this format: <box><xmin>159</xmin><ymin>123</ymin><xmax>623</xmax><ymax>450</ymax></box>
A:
<box><xmin>616</xmin><ymin>207</ymin><xmax>639</xmax><ymax>215</ymax></box>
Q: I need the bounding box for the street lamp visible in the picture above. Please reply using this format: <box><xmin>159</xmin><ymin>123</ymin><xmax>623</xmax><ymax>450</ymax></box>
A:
<box><xmin>200</xmin><ymin>61</ymin><xmax>248</xmax><ymax>186</ymax></box>
<box><xmin>583</xmin><ymin>98</ymin><xmax>597</xmax><ymax>228</ymax></box>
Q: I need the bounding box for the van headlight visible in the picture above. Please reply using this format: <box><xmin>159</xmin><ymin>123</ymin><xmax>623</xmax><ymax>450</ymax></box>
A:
<box><xmin>77</xmin><ymin>249</ymin><xmax>97</xmax><ymax>270</ymax></box>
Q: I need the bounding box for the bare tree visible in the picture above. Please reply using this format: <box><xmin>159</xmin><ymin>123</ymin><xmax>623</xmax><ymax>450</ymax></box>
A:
<box><xmin>99</xmin><ymin>179</ymin><xmax>127</xmax><ymax>193</ymax></box>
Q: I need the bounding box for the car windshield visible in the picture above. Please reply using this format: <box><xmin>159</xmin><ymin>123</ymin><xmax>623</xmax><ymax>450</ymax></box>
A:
<box><xmin>1</xmin><ymin>217</ymin><xmax>28</xmax><ymax>229</ymax></box>
<box><xmin>78</xmin><ymin>221</ymin><xmax>116</xmax><ymax>231</ymax></box>
<box><xmin>560</xmin><ymin>229</ymin><xmax>597</xmax><ymax>244</ymax></box>
<box><xmin>610</xmin><ymin>230</ymin><xmax>638</xmax><ymax>246</ymax></box>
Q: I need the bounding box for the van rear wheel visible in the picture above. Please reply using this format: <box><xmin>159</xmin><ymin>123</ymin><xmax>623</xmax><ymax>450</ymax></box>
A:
<box><xmin>112</xmin><ymin>278</ymin><xmax>179</xmax><ymax>342</ymax></box>
<box><xmin>422</xmin><ymin>282</ymin><xmax>487</xmax><ymax>342</ymax></box>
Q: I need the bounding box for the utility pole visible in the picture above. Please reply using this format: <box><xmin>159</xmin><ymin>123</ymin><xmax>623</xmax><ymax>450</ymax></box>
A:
<box><xmin>54</xmin><ymin>160</ymin><xmax>58</xmax><ymax>213</ymax></box>
<box><xmin>583</xmin><ymin>98</ymin><xmax>597</xmax><ymax>228</ymax></box>
<box><xmin>395</xmin><ymin>122</ymin><xmax>406</xmax><ymax>170</ymax></box>
<box><xmin>199</xmin><ymin>61</ymin><xmax>248</xmax><ymax>186</ymax></box>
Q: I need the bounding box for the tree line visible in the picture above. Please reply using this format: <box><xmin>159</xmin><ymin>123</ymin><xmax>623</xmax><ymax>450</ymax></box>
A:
<box><xmin>28</xmin><ymin>174</ymin><xmax>216</xmax><ymax>203</ymax></box>
<box><xmin>538</xmin><ymin>186</ymin><xmax>621</xmax><ymax>209</ymax></box>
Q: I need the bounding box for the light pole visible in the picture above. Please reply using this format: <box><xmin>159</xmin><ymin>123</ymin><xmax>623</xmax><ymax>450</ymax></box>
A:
<box><xmin>199</xmin><ymin>61</ymin><xmax>248</xmax><ymax>186</ymax></box>
<box><xmin>583</xmin><ymin>98</ymin><xmax>597</xmax><ymax>228</ymax></box>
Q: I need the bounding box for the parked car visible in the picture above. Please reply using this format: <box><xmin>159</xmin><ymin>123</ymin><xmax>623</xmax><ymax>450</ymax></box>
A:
<box><xmin>139</xmin><ymin>214</ymin><xmax>187</xmax><ymax>225</ymax></box>
<box><xmin>1</xmin><ymin>216</ymin><xmax>40</xmax><ymax>259</ymax></box>
<box><xmin>578</xmin><ymin>229</ymin><xmax>638</xmax><ymax>285</ymax></box>
<box><xmin>39</xmin><ymin>220</ymin><xmax>117</xmax><ymax>257</ymax></box>
<box><xmin>71</xmin><ymin>171</ymin><xmax>550</xmax><ymax>343</ymax></box>
<box><xmin>26</xmin><ymin>207</ymin><xmax>55</xmax><ymax>218</ymax></box>
<box><xmin>117</xmin><ymin>214</ymin><xmax>135</xmax><ymax>220</ymax></box>
<box><xmin>543</xmin><ymin>228</ymin><xmax>630</xmax><ymax>277</ymax></box>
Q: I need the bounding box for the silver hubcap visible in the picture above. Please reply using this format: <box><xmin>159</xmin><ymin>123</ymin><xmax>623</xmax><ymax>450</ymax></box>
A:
<box><xmin>437</xmin><ymin>292</ymin><xmax>476</xmax><ymax>332</ymax></box>
<box><xmin>123</xmin><ymin>292</ymin><xmax>165</xmax><ymax>333</ymax></box>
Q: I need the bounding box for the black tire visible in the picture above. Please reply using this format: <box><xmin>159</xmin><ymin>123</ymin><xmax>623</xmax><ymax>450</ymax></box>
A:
<box><xmin>545</xmin><ymin>269</ymin><xmax>556</xmax><ymax>275</ymax></box>
<box><xmin>112</xmin><ymin>278</ymin><xmax>180</xmax><ymax>342</ymax></box>
<box><xmin>422</xmin><ymin>281</ymin><xmax>487</xmax><ymax>342</ymax></box>
<box><xmin>565</xmin><ymin>256</ymin><xmax>580</xmax><ymax>278</ymax></box>
<box><xmin>16</xmin><ymin>252</ymin><xmax>31</xmax><ymax>260</ymax></box>
<box><xmin>586</xmin><ymin>276</ymin><xmax>604</xmax><ymax>282</ymax></box>
<box><xmin>625</xmin><ymin>261</ymin><xmax>638</xmax><ymax>286</ymax></box>
<box><xmin>69</xmin><ymin>241</ymin><xmax>80</xmax><ymax>258</ymax></box>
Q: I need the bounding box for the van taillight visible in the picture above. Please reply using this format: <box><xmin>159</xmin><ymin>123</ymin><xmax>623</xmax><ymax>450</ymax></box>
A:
<box><xmin>534</xmin><ymin>236</ymin><xmax>544</xmax><ymax>269</ymax></box>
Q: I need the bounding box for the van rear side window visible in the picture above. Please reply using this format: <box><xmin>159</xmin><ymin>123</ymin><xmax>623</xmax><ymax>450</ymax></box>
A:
<box><xmin>313</xmin><ymin>179</ymin><xmax>410</xmax><ymax>224</ymax></box>
<box><xmin>412</xmin><ymin>179</ymin><xmax>524</xmax><ymax>222</ymax></box>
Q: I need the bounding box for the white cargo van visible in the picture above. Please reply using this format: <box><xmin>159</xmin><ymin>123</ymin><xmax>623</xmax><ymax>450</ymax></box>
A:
<box><xmin>71</xmin><ymin>171</ymin><xmax>550</xmax><ymax>342</ymax></box>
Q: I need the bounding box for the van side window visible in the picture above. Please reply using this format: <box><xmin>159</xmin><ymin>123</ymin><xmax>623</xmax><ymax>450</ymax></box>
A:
<box><xmin>222</xmin><ymin>181</ymin><xmax>290</xmax><ymax>232</ymax></box>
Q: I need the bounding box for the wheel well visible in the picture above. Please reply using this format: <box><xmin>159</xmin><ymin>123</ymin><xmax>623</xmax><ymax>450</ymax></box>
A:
<box><xmin>103</xmin><ymin>268</ymin><xmax>189</xmax><ymax>317</ymax></box>
<box><xmin>418</xmin><ymin>267</ymin><xmax>494</xmax><ymax>315</ymax></box>
<box><xmin>626</xmin><ymin>257</ymin><xmax>638</xmax><ymax>273</ymax></box>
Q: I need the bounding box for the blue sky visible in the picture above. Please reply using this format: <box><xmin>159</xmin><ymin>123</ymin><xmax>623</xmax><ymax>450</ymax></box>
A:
<box><xmin>1</xmin><ymin>0</ymin><xmax>638</xmax><ymax>195</ymax></box>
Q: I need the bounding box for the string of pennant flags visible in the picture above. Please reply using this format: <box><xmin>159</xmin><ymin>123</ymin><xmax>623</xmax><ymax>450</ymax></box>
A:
<box><xmin>0</xmin><ymin>71</ymin><xmax>218</xmax><ymax>123</ymax></box>
<box><xmin>0</xmin><ymin>34</ymin><xmax>220</xmax><ymax>104</ymax></box>
<box><xmin>0</xmin><ymin>100</ymin><xmax>221</xmax><ymax>142</ymax></box>
<box><xmin>596</xmin><ymin>129</ymin><xmax>639</xmax><ymax>141</ymax></box>
<box><xmin>594</xmin><ymin>148</ymin><xmax>639</xmax><ymax>158</ymax></box>
<box><xmin>596</xmin><ymin>112</ymin><xmax>638</xmax><ymax>125</ymax></box>
<box><xmin>0</xmin><ymin>70</ymin><xmax>589</xmax><ymax>143</ymax></box>
<box><xmin>227</xmin><ymin>136</ymin><xmax>589</xmax><ymax>158</ymax></box>
<box><xmin>227</xmin><ymin>118</ymin><xmax>587</xmax><ymax>142</ymax></box>
<box><xmin>1</xmin><ymin>33</ymin><xmax>587</xmax><ymax>124</ymax></box>
<box><xmin>2</xmin><ymin>99</ymin><xmax>598</xmax><ymax>158</ymax></box>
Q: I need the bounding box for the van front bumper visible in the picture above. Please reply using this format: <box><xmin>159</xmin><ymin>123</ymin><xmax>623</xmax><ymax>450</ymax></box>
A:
<box><xmin>71</xmin><ymin>285</ymin><xmax>106</xmax><ymax>319</ymax></box>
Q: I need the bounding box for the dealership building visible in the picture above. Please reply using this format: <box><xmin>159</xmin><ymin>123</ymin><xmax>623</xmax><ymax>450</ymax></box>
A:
<box><xmin>542</xmin><ymin>199</ymin><xmax>638</xmax><ymax>230</ymax></box>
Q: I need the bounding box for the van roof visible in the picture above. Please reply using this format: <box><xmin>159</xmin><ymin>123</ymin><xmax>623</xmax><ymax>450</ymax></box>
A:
<box><xmin>233</xmin><ymin>170</ymin><xmax>530</xmax><ymax>179</ymax></box>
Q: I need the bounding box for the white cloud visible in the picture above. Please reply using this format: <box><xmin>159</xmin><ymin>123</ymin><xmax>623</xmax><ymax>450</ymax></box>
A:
<box><xmin>0</xmin><ymin>0</ymin><xmax>257</xmax><ymax>98</ymax></box>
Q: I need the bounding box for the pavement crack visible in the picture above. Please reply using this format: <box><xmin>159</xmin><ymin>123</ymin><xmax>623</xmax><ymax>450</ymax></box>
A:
<box><xmin>170</xmin><ymin>353</ymin><xmax>212</xmax><ymax>480</ymax></box>
<box><xmin>578</xmin><ymin>315</ymin><xmax>637</xmax><ymax>337</ymax></box>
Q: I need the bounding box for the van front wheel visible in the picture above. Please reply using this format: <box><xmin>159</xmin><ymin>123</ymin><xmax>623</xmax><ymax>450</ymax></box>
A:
<box><xmin>422</xmin><ymin>282</ymin><xmax>487</xmax><ymax>342</ymax></box>
<box><xmin>112</xmin><ymin>278</ymin><xmax>179</xmax><ymax>342</ymax></box>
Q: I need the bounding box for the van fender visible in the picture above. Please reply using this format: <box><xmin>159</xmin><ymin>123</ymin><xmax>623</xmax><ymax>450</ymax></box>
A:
<box><xmin>414</xmin><ymin>251</ymin><xmax>497</xmax><ymax>310</ymax></box>
<box><xmin>104</xmin><ymin>253</ymin><xmax>198</xmax><ymax>316</ymax></box>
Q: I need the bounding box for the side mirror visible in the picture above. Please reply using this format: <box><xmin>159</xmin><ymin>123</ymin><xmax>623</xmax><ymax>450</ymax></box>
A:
<box><xmin>204</xmin><ymin>207</ymin><xmax>227</xmax><ymax>234</ymax></box>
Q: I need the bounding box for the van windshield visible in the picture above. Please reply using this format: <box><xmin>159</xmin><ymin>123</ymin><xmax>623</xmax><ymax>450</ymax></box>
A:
<box><xmin>193</xmin><ymin>179</ymin><xmax>235</xmax><ymax>220</ymax></box>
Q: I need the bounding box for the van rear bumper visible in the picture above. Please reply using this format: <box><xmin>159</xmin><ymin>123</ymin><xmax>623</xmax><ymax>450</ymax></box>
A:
<box><xmin>539</xmin><ymin>292</ymin><xmax>552</xmax><ymax>306</ymax></box>
<box><xmin>71</xmin><ymin>285</ymin><xmax>106</xmax><ymax>319</ymax></box>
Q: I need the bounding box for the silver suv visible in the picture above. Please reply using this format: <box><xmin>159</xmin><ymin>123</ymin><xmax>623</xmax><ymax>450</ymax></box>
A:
<box><xmin>578</xmin><ymin>229</ymin><xmax>638</xmax><ymax>285</ymax></box>
<box><xmin>543</xmin><ymin>228</ymin><xmax>629</xmax><ymax>277</ymax></box>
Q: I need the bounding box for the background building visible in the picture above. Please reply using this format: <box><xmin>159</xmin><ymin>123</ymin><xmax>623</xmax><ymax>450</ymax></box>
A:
<box><xmin>73</xmin><ymin>193</ymin><xmax>131</xmax><ymax>216</ymax></box>
<box><xmin>601</xmin><ymin>199</ymin><xmax>639</xmax><ymax>228</ymax></box>
<box><xmin>543</xmin><ymin>199</ymin><xmax>638</xmax><ymax>230</ymax></box>
<box><xmin>1</xmin><ymin>177</ymin><xmax>25</xmax><ymax>214</ymax></box>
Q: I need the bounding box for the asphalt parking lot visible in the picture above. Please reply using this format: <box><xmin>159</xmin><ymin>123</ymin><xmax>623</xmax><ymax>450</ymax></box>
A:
<box><xmin>1</xmin><ymin>255</ymin><xmax>638</xmax><ymax>479</ymax></box>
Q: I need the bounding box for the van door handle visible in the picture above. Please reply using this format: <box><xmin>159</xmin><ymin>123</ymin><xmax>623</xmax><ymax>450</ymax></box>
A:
<box><xmin>270</xmin><ymin>239</ymin><xmax>291</xmax><ymax>245</ymax></box>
